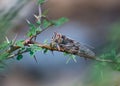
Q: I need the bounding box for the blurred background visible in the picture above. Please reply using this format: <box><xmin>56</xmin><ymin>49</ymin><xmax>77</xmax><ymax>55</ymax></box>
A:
<box><xmin>0</xmin><ymin>0</ymin><xmax>120</xmax><ymax>86</ymax></box>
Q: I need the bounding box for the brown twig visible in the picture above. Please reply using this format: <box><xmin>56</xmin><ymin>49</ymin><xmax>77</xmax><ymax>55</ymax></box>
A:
<box><xmin>6</xmin><ymin>39</ymin><xmax>116</xmax><ymax>64</ymax></box>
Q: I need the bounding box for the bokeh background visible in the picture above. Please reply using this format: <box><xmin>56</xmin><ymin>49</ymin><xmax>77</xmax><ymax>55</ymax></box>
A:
<box><xmin>0</xmin><ymin>0</ymin><xmax>120</xmax><ymax>86</ymax></box>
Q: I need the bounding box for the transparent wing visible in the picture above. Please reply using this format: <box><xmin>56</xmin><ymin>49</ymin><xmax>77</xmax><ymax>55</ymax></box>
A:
<box><xmin>79</xmin><ymin>44</ymin><xmax>95</xmax><ymax>57</ymax></box>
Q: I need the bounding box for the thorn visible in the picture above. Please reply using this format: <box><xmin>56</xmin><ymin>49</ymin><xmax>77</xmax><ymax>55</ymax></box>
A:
<box><xmin>38</xmin><ymin>4</ymin><xmax>42</xmax><ymax>18</ymax></box>
<box><xmin>34</xmin><ymin>36</ymin><xmax>37</xmax><ymax>41</ymax></box>
<box><xmin>12</xmin><ymin>34</ymin><xmax>18</xmax><ymax>45</ymax></box>
<box><xmin>34</xmin><ymin>15</ymin><xmax>39</xmax><ymax>19</ymax></box>
<box><xmin>34</xmin><ymin>5</ymin><xmax>42</xmax><ymax>21</ymax></box>
<box><xmin>5</xmin><ymin>36</ymin><xmax>10</xmax><ymax>43</ymax></box>
<box><xmin>26</xmin><ymin>19</ymin><xmax>31</xmax><ymax>24</ymax></box>
<box><xmin>51</xmin><ymin>50</ymin><xmax>54</xmax><ymax>55</ymax></box>
<box><xmin>33</xmin><ymin>55</ymin><xmax>38</xmax><ymax>64</ymax></box>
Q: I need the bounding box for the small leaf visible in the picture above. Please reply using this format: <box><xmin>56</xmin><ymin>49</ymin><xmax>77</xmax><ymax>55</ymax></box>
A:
<box><xmin>0</xmin><ymin>52</ymin><xmax>10</xmax><ymax>61</ymax></box>
<box><xmin>38</xmin><ymin>0</ymin><xmax>45</xmax><ymax>4</ymax></box>
<box><xmin>17</xmin><ymin>54</ymin><xmax>23</xmax><ymax>60</ymax></box>
<box><xmin>0</xmin><ymin>41</ymin><xmax>10</xmax><ymax>50</ymax></box>
<box><xmin>26</xmin><ymin>20</ymin><xmax>39</xmax><ymax>37</ymax></box>
<box><xmin>63</xmin><ymin>52</ymin><xmax>69</xmax><ymax>56</ymax></box>
<box><xmin>43</xmin><ymin>49</ymin><xmax>48</xmax><ymax>54</ymax></box>
<box><xmin>16</xmin><ymin>40</ymin><xmax>24</xmax><ymax>48</ymax></box>
<box><xmin>36</xmin><ymin>27</ymin><xmax>42</xmax><ymax>32</ymax></box>
<box><xmin>30</xmin><ymin>44</ymin><xmax>43</xmax><ymax>51</ymax></box>
<box><xmin>30</xmin><ymin>50</ymin><xmax>35</xmax><ymax>56</ymax></box>
<box><xmin>53</xmin><ymin>17</ymin><xmax>69</xmax><ymax>26</ymax></box>
<box><xmin>29</xmin><ymin>44</ymin><xmax>43</xmax><ymax>56</ymax></box>
<box><xmin>43</xmin><ymin>19</ymin><xmax>51</xmax><ymax>28</ymax></box>
<box><xmin>27</xmin><ymin>27</ymin><xmax>36</xmax><ymax>37</ymax></box>
<box><xmin>36</xmin><ymin>20</ymin><xmax>41</xmax><ymax>25</ymax></box>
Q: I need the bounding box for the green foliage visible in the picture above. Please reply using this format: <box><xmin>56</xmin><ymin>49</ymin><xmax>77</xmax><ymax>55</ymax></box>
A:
<box><xmin>109</xmin><ymin>22</ymin><xmax>120</xmax><ymax>42</ymax></box>
<box><xmin>0</xmin><ymin>41</ymin><xmax>12</xmax><ymax>61</ymax></box>
<box><xmin>88</xmin><ymin>22</ymin><xmax>120</xmax><ymax>85</ymax></box>
<box><xmin>0</xmin><ymin>0</ymin><xmax>69</xmax><ymax>64</ymax></box>
<box><xmin>42</xmin><ymin>19</ymin><xmax>52</xmax><ymax>28</ymax></box>
<box><xmin>16</xmin><ymin>40</ymin><xmax>24</xmax><ymax>47</ymax></box>
<box><xmin>100</xmin><ymin>49</ymin><xmax>116</xmax><ymax>60</ymax></box>
<box><xmin>36</xmin><ymin>20</ymin><xmax>41</xmax><ymax>25</ymax></box>
<box><xmin>30</xmin><ymin>44</ymin><xmax>43</xmax><ymax>52</ymax></box>
<box><xmin>26</xmin><ymin>44</ymin><xmax>43</xmax><ymax>57</ymax></box>
<box><xmin>0</xmin><ymin>41</ymin><xmax>11</xmax><ymax>52</ymax></box>
<box><xmin>53</xmin><ymin>17</ymin><xmax>69</xmax><ymax>26</ymax></box>
<box><xmin>17</xmin><ymin>54</ymin><xmax>23</xmax><ymax>60</ymax></box>
<box><xmin>0</xmin><ymin>1</ymin><xmax>29</xmax><ymax>42</ymax></box>
<box><xmin>43</xmin><ymin>48</ymin><xmax>49</xmax><ymax>54</ymax></box>
<box><xmin>37</xmin><ymin>0</ymin><xmax>45</xmax><ymax>4</ymax></box>
<box><xmin>26</xmin><ymin>20</ymin><xmax>41</xmax><ymax>37</ymax></box>
<box><xmin>63</xmin><ymin>52</ymin><xmax>69</xmax><ymax>56</ymax></box>
<box><xmin>0</xmin><ymin>52</ymin><xmax>10</xmax><ymax>61</ymax></box>
<box><xmin>29</xmin><ymin>50</ymin><xmax>35</xmax><ymax>56</ymax></box>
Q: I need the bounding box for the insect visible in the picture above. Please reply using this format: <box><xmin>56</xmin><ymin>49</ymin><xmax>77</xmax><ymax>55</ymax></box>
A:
<box><xmin>50</xmin><ymin>32</ymin><xmax>63</xmax><ymax>50</ymax></box>
<box><xmin>50</xmin><ymin>32</ymin><xmax>95</xmax><ymax>57</ymax></box>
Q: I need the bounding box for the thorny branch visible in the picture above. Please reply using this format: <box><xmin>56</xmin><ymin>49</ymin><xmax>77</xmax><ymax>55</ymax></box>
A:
<box><xmin>6</xmin><ymin>32</ymin><xmax>115</xmax><ymax>63</ymax></box>
<box><xmin>1</xmin><ymin>2</ymin><xmax>116</xmax><ymax>64</ymax></box>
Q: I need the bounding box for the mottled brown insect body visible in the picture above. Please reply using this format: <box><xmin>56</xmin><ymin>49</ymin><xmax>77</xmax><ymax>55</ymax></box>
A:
<box><xmin>50</xmin><ymin>32</ymin><xmax>95</xmax><ymax>57</ymax></box>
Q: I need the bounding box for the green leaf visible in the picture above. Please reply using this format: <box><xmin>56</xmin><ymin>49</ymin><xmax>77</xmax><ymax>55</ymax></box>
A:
<box><xmin>16</xmin><ymin>54</ymin><xmax>23</xmax><ymax>60</ymax></box>
<box><xmin>26</xmin><ymin>20</ymin><xmax>41</xmax><ymax>37</ymax></box>
<box><xmin>27</xmin><ymin>26</ymin><xmax>37</xmax><ymax>37</ymax></box>
<box><xmin>63</xmin><ymin>52</ymin><xmax>69</xmax><ymax>56</ymax></box>
<box><xmin>0</xmin><ymin>52</ymin><xmax>10</xmax><ymax>61</ymax></box>
<box><xmin>38</xmin><ymin>0</ymin><xmax>45</xmax><ymax>4</ymax></box>
<box><xmin>30</xmin><ymin>50</ymin><xmax>35</xmax><ymax>56</ymax></box>
<box><xmin>0</xmin><ymin>41</ymin><xmax>10</xmax><ymax>52</ymax></box>
<box><xmin>53</xmin><ymin>17</ymin><xmax>69</xmax><ymax>26</ymax></box>
<box><xmin>16</xmin><ymin>40</ymin><xmax>24</xmax><ymax>48</ymax></box>
<box><xmin>43</xmin><ymin>19</ymin><xmax>51</xmax><ymax>28</ymax></box>
<box><xmin>28</xmin><ymin>44</ymin><xmax>43</xmax><ymax>57</ymax></box>
<box><xmin>30</xmin><ymin>44</ymin><xmax>43</xmax><ymax>52</ymax></box>
<box><xmin>36</xmin><ymin>20</ymin><xmax>41</xmax><ymax>25</ymax></box>
<box><xmin>43</xmin><ymin>49</ymin><xmax>48</xmax><ymax>54</ymax></box>
<box><xmin>36</xmin><ymin>27</ymin><xmax>42</xmax><ymax>32</ymax></box>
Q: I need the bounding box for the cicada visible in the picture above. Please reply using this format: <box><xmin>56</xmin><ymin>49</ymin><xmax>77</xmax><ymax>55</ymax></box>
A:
<box><xmin>50</xmin><ymin>32</ymin><xmax>95</xmax><ymax>57</ymax></box>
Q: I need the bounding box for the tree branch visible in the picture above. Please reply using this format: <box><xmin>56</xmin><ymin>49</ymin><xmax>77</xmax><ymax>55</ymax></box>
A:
<box><xmin>6</xmin><ymin>39</ymin><xmax>116</xmax><ymax>63</ymax></box>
